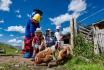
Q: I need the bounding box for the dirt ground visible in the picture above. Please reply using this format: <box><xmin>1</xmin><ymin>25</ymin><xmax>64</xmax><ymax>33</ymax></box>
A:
<box><xmin>0</xmin><ymin>55</ymin><xmax>66</xmax><ymax>70</ymax></box>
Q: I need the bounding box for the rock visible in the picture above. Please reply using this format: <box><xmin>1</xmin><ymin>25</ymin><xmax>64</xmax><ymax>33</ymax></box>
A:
<box><xmin>14</xmin><ymin>64</ymin><xmax>20</xmax><ymax>67</ymax></box>
<box><xmin>0</xmin><ymin>66</ymin><xmax>4</xmax><ymax>69</ymax></box>
<box><xmin>78</xmin><ymin>56</ymin><xmax>91</xmax><ymax>63</ymax></box>
<box><xmin>46</xmin><ymin>68</ymin><xmax>55</xmax><ymax>70</ymax></box>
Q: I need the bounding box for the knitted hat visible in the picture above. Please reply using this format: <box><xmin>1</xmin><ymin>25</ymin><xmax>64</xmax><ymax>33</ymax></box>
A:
<box><xmin>35</xmin><ymin>28</ymin><xmax>42</xmax><ymax>33</ymax></box>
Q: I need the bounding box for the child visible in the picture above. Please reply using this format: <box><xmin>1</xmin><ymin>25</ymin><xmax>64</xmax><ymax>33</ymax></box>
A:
<box><xmin>45</xmin><ymin>29</ymin><xmax>56</xmax><ymax>47</ymax></box>
<box><xmin>55</xmin><ymin>25</ymin><xmax>62</xmax><ymax>49</ymax></box>
<box><xmin>32</xmin><ymin>28</ymin><xmax>46</xmax><ymax>58</ymax></box>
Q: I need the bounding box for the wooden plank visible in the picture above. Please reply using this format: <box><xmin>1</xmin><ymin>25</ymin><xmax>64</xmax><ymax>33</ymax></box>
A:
<box><xmin>79</xmin><ymin>29</ymin><xmax>90</xmax><ymax>35</ymax></box>
<box><xmin>79</xmin><ymin>25</ymin><xmax>91</xmax><ymax>32</ymax></box>
<box><xmin>94</xmin><ymin>29</ymin><xmax>104</xmax><ymax>53</ymax></box>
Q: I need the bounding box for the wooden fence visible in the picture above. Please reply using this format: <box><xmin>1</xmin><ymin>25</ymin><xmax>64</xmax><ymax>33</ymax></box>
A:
<box><xmin>94</xmin><ymin>29</ymin><xmax>104</xmax><ymax>54</ymax></box>
<box><xmin>78</xmin><ymin>24</ymin><xmax>93</xmax><ymax>43</ymax></box>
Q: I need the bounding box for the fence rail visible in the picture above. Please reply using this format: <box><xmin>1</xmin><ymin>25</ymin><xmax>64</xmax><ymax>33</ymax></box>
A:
<box><xmin>78</xmin><ymin>24</ymin><xmax>93</xmax><ymax>43</ymax></box>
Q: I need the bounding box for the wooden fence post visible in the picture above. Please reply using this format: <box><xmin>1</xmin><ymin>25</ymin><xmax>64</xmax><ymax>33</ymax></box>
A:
<box><xmin>70</xmin><ymin>17</ymin><xmax>75</xmax><ymax>49</ymax></box>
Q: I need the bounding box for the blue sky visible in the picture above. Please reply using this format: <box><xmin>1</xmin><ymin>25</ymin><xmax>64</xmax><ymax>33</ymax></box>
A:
<box><xmin>0</xmin><ymin>0</ymin><xmax>104</xmax><ymax>46</ymax></box>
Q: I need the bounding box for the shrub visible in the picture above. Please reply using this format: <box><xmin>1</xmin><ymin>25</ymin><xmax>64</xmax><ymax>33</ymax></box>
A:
<box><xmin>74</xmin><ymin>33</ymin><xmax>94</xmax><ymax>58</ymax></box>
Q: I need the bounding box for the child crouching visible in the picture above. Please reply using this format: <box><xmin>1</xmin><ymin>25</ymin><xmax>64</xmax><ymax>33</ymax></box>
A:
<box><xmin>32</xmin><ymin>28</ymin><xmax>46</xmax><ymax>59</ymax></box>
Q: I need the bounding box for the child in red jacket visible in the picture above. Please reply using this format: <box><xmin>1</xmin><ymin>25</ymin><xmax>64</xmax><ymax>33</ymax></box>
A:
<box><xmin>32</xmin><ymin>28</ymin><xmax>46</xmax><ymax>58</ymax></box>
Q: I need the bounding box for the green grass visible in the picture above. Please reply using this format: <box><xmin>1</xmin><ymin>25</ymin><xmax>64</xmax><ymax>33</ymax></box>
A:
<box><xmin>64</xmin><ymin>33</ymin><xmax>104</xmax><ymax>70</ymax></box>
<box><xmin>0</xmin><ymin>42</ymin><xmax>20</xmax><ymax>55</ymax></box>
<box><xmin>65</xmin><ymin>63</ymin><xmax>104</xmax><ymax>70</ymax></box>
<box><xmin>64</xmin><ymin>57</ymin><xmax>104</xmax><ymax>70</ymax></box>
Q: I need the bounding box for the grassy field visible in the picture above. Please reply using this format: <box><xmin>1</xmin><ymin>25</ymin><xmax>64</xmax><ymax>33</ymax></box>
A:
<box><xmin>0</xmin><ymin>42</ymin><xmax>20</xmax><ymax>55</ymax></box>
<box><xmin>64</xmin><ymin>56</ymin><xmax>104</xmax><ymax>70</ymax></box>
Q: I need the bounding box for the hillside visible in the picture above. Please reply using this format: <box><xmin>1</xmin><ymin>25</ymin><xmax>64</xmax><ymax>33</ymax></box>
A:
<box><xmin>0</xmin><ymin>42</ymin><xmax>20</xmax><ymax>55</ymax></box>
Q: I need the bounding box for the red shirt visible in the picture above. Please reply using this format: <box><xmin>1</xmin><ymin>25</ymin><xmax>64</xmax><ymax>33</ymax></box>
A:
<box><xmin>33</xmin><ymin>36</ymin><xmax>41</xmax><ymax>45</ymax></box>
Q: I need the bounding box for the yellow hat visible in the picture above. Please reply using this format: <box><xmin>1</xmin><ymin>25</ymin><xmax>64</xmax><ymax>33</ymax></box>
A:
<box><xmin>32</xmin><ymin>14</ymin><xmax>41</xmax><ymax>22</ymax></box>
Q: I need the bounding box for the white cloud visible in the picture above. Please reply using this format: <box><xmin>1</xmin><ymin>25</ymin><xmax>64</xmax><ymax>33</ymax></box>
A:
<box><xmin>16</xmin><ymin>14</ymin><xmax>22</xmax><ymax>18</ymax></box>
<box><xmin>15</xmin><ymin>9</ymin><xmax>22</xmax><ymax>18</ymax></box>
<box><xmin>0</xmin><ymin>19</ymin><xmax>4</xmax><ymax>23</ymax></box>
<box><xmin>8</xmin><ymin>38</ymin><xmax>22</xmax><ymax>46</ymax></box>
<box><xmin>27</xmin><ymin>14</ymin><xmax>31</xmax><ymax>18</ymax></box>
<box><xmin>49</xmin><ymin>13</ymin><xmax>71</xmax><ymax>25</ymax></box>
<box><xmin>68</xmin><ymin>0</ymin><xmax>87</xmax><ymax>12</ymax></box>
<box><xmin>62</xmin><ymin>27</ymin><xmax>70</xmax><ymax>35</ymax></box>
<box><xmin>7</xmin><ymin>26</ymin><xmax>25</xmax><ymax>33</ymax></box>
<box><xmin>15</xmin><ymin>9</ymin><xmax>20</xmax><ymax>13</ymax></box>
<box><xmin>8</xmin><ymin>38</ymin><xmax>16</xmax><ymax>43</ymax></box>
<box><xmin>49</xmin><ymin>11</ymin><xmax>80</xmax><ymax>26</ymax></box>
<box><xmin>10</xmin><ymin>34</ymin><xmax>14</xmax><ymax>37</ymax></box>
<box><xmin>49</xmin><ymin>0</ymin><xmax>87</xmax><ymax>26</ymax></box>
<box><xmin>68</xmin><ymin>0</ymin><xmax>87</xmax><ymax>18</ymax></box>
<box><xmin>16</xmin><ymin>37</ymin><xmax>20</xmax><ymax>39</ymax></box>
<box><xmin>71</xmin><ymin>12</ymin><xmax>80</xmax><ymax>18</ymax></box>
<box><xmin>0</xmin><ymin>34</ymin><xmax>3</xmax><ymax>37</ymax></box>
<box><xmin>0</xmin><ymin>0</ymin><xmax>12</xmax><ymax>11</ymax></box>
<box><xmin>16</xmin><ymin>40</ymin><xmax>22</xmax><ymax>43</ymax></box>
